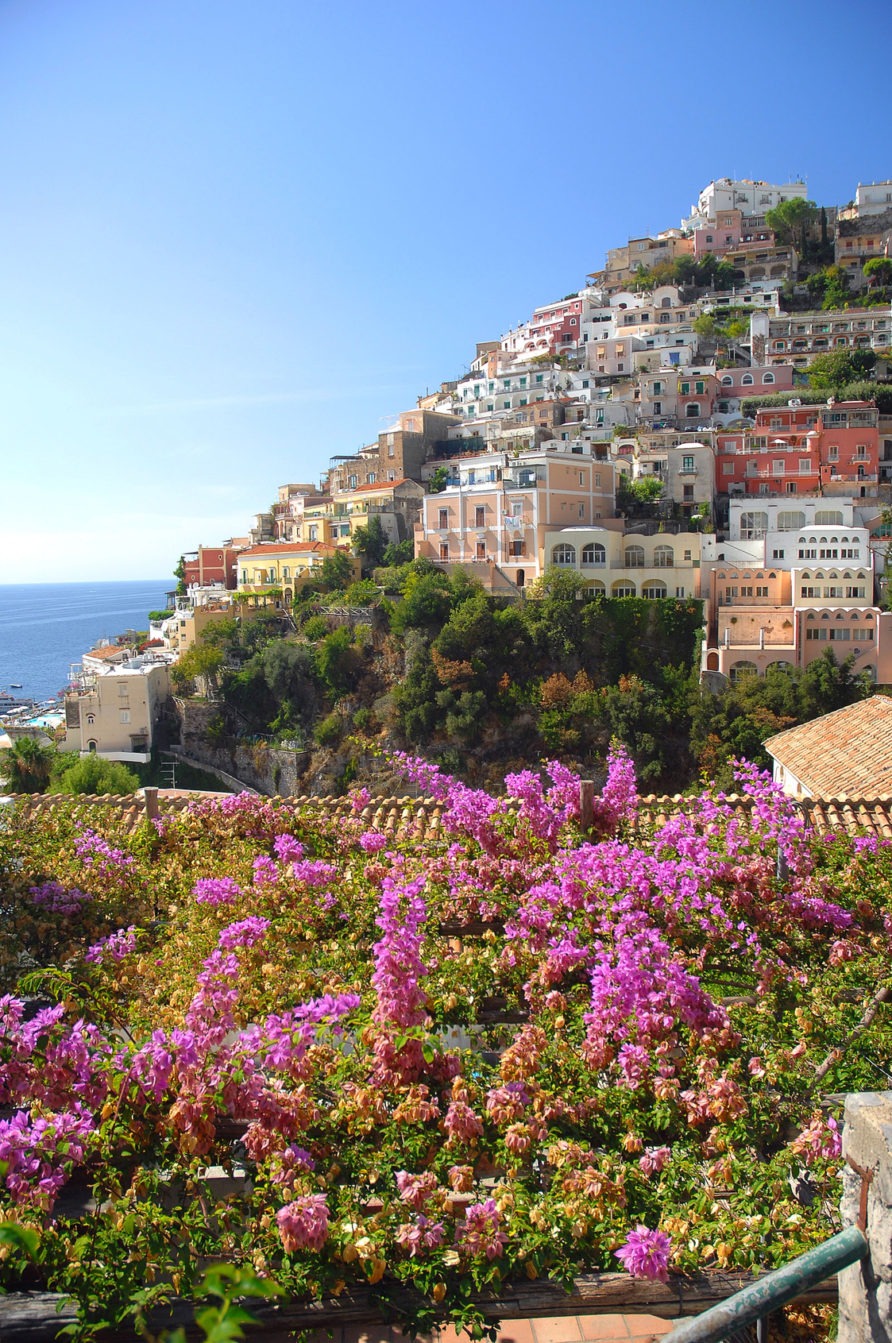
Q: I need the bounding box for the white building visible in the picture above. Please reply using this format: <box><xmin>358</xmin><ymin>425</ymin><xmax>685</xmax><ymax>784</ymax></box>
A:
<box><xmin>852</xmin><ymin>182</ymin><xmax>892</xmax><ymax>218</ymax></box>
<box><xmin>683</xmin><ymin>178</ymin><xmax>808</xmax><ymax>230</ymax></box>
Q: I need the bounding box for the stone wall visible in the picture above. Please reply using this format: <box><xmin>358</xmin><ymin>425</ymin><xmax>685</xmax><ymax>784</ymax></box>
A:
<box><xmin>839</xmin><ymin>1091</ymin><xmax>892</xmax><ymax>1343</ymax></box>
<box><xmin>172</xmin><ymin>698</ymin><xmax>311</xmax><ymax>796</ymax></box>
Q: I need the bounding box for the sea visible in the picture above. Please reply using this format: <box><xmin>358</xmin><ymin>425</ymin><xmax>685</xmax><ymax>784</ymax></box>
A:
<box><xmin>0</xmin><ymin>581</ymin><xmax>172</xmax><ymax>705</ymax></box>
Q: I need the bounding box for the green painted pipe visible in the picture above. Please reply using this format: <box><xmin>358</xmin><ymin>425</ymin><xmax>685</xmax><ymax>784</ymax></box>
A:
<box><xmin>662</xmin><ymin>1225</ymin><xmax>868</xmax><ymax>1343</ymax></box>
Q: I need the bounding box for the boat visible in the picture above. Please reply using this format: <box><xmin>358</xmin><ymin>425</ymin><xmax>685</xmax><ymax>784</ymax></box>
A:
<box><xmin>10</xmin><ymin>683</ymin><xmax>22</xmax><ymax>688</ymax></box>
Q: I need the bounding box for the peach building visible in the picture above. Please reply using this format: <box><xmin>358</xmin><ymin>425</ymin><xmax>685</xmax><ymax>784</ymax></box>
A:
<box><xmin>414</xmin><ymin>446</ymin><xmax>615</xmax><ymax>590</ymax></box>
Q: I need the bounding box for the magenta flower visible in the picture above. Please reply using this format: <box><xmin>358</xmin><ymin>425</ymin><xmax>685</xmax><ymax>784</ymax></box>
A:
<box><xmin>192</xmin><ymin>876</ymin><xmax>242</xmax><ymax>905</ymax></box>
<box><xmin>615</xmin><ymin>1225</ymin><xmax>672</xmax><ymax>1281</ymax></box>
<box><xmin>276</xmin><ymin>1193</ymin><xmax>330</xmax><ymax>1253</ymax></box>
<box><xmin>456</xmin><ymin>1199</ymin><xmax>507</xmax><ymax>1260</ymax></box>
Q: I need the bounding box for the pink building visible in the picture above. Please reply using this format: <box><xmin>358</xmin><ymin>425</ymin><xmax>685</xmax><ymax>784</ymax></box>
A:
<box><xmin>716</xmin><ymin>401</ymin><xmax>879</xmax><ymax>499</ymax></box>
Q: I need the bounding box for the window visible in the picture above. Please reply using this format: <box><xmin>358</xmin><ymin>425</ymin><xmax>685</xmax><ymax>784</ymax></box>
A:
<box><xmin>438</xmin><ymin>508</ymin><xmax>448</xmax><ymax>529</ymax></box>
<box><xmin>552</xmin><ymin>543</ymin><xmax>576</xmax><ymax>566</ymax></box>
<box><xmin>846</xmin><ymin>585</ymin><xmax>865</xmax><ymax>599</ymax></box>
<box><xmin>806</xmin><ymin>628</ymin><xmax>827</xmax><ymax>641</ymax></box>
<box><xmin>653</xmin><ymin>545</ymin><xmax>674</xmax><ymax>568</ymax></box>
<box><xmin>686</xmin><ymin>403</ymin><xmax>700</xmax><ymax>418</ymax></box>
<box><xmin>612</xmin><ymin>582</ymin><xmax>635</xmax><ymax>597</ymax></box>
<box><xmin>756</xmin><ymin>585</ymin><xmax>769</xmax><ymax>598</ymax></box>
<box><xmin>773</xmin><ymin>549</ymin><xmax>785</xmax><ymax>559</ymax></box>
<box><xmin>829</xmin><ymin>627</ymin><xmax>851</xmax><ymax>640</ymax></box>
<box><xmin>582</xmin><ymin>543</ymin><xmax>606</xmax><ymax>567</ymax></box>
<box><xmin>508</xmin><ymin>539</ymin><xmax>525</xmax><ymax>557</ymax></box>
<box><xmin>642</xmin><ymin>580</ymin><xmax>668</xmax><ymax>598</ymax></box>
<box><xmin>741</xmin><ymin>374</ymin><xmax>754</xmax><ymax>386</ymax></box>
<box><xmin>439</xmin><ymin>543</ymin><xmax>449</xmax><ymax>560</ymax></box>
<box><xmin>682</xmin><ymin>455</ymin><xmax>695</xmax><ymax>473</ymax></box>
<box><xmin>475</xmin><ymin>506</ymin><xmax>485</xmax><ymax>528</ymax></box>
<box><xmin>730</xmin><ymin>662</ymin><xmax>758</xmax><ymax>683</ymax></box>
<box><xmin>625</xmin><ymin>545</ymin><xmax>645</xmax><ymax>567</ymax></box>
<box><xmin>740</xmin><ymin>511</ymin><xmax>769</xmax><ymax>539</ymax></box>
<box><xmin>119</xmin><ymin>710</ymin><xmax>130</xmax><ymax>725</ymax></box>
<box><xmin>348</xmin><ymin>474</ymin><xmax>357</xmax><ymax>489</ymax></box>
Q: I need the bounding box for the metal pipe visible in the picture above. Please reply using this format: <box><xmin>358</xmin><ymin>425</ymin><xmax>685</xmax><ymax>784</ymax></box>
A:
<box><xmin>661</xmin><ymin>1226</ymin><xmax>868</xmax><ymax>1343</ymax></box>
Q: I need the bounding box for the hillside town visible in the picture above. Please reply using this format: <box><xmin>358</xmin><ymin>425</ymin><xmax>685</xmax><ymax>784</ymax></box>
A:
<box><xmin>52</xmin><ymin>176</ymin><xmax>892</xmax><ymax>766</ymax></box>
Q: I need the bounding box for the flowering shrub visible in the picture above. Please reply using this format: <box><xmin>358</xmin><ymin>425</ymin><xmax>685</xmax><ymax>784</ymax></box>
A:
<box><xmin>0</xmin><ymin>750</ymin><xmax>890</xmax><ymax>1337</ymax></box>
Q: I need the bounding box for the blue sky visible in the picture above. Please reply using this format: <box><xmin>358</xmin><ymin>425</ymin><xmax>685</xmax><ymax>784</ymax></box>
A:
<box><xmin>1</xmin><ymin>0</ymin><xmax>890</xmax><ymax>582</ymax></box>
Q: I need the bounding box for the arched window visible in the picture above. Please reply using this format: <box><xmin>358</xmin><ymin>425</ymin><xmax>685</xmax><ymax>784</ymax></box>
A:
<box><xmin>741</xmin><ymin>374</ymin><xmax>754</xmax><ymax>386</ymax></box>
<box><xmin>625</xmin><ymin>545</ymin><xmax>645</xmax><ymax>567</ymax></box>
<box><xmin>766</xmin><ymin>660</ymin><xmax>793</xmax><ymax>674</ymax></box>
<box><xmin>587</xmin><ymin>580</ymin><xmax>606</xmax><ymax>595</ymax></box>
<box><xmin>86</xmin><ymin>713</ymin><xmax>95</xmax><ymax>726</ymax></box>
<box><xmin>730</xmin><ymin>661</ymin><xmax>758</xmax><ymax>684</ymax></box>
<box><xmin>815</xmin><ymin>510</ymin><xmax>844</xmax><ymax>525</ymax></box>
<box><xmin>551</xmin><ymin>543</ymin><xmax>576</xmax><ymax>567</ymax></box>
<box><xmin>777</xmin><ymin>511</ymin><xmax>805</xmax><ymax>530</ymax></box>
<box><xmin>581</xmin><ymin>542</ymin><xmax>606</xmax><ymax>567</ymax></box>
<box><xmin>762</xmin><ymin>372</ymin><xmax>775</xmax><ymax>384</ymax></box>
<box><xmin>653</xmin><ymin>545</ymin><xmax>674</xmax><ymax>568</ymax></box>
<box><xmin>612</xmin><ymin>581</ymin><xmax>636</xmax><ymax>597</ymax></box>
<box><xmin>721</xmin><ymin>374</ymin><xmax>733</xmax><ymax>386</ymax></box>
<box><xmin>740</xmin><ymin>511</ymin><xmax>768</xmax><ymax>539</ymax></box>
<box><xmin>87</xmin><ymin>740</ymin><xmax>98</xmax><ymax>753</ymax></box>
<box><xmin>642</xmin><ymin>580</ymin><xmax>668</xmax><ymax>598</ymax></box>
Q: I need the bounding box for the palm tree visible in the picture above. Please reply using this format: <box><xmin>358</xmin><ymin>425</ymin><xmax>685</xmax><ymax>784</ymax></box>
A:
<box><xmin>1</xmin><ymin>736</ymin><xmax>54</xmax><ymax>793</ymax></box>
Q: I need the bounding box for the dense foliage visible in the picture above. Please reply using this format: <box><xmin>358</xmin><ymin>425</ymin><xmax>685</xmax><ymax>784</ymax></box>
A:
<box><xmin>1</xmin><ymin>754</ymin><xmax>890</xmax><ymax>1337</ymax></box>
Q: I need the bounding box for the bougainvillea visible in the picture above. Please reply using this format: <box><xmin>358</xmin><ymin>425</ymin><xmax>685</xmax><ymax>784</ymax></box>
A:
<box><xmin>0</xmin><ymin>748</ymin><xmax>890</xmax><ymax>1339</ymax></box>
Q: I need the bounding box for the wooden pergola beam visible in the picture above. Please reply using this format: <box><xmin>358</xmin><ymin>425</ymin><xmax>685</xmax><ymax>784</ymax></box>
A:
<box><xmin>0</xmin><ymin>1271</ymin><xmax>838</xmax><ymax>1342</ymax></box>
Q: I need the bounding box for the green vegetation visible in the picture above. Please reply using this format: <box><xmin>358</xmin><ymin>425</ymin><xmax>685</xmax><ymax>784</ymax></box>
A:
<box><xmin>159</xmin><ymin>553</ymin><xmax>877</xmax><ymax>795</ymax></box>
<box><xmin>50</xmin><ymin>754</ymin><xmax>141</xmax><ymax>796</ymax></box>
<box><xmin>693</xmin><ymin>650</ymin><xmax>870</xmax><ymax>787</ymax></box>
<box><xmin>764</xmin><ymin>197</ymin><xmax>817</xmax><ymax>249</ymax></box>
<box><xmin>617</xmin><ymin>474</ymin><xmax>663</xmax><ymax>508</ymax></box>
<box><xmin>630</xmin><ymin>253</ymin><xmax>737</xmax><ymax>292</ymax></box>
<box><xmin>807</xmin><ymin>348</ymin><xmax>878</xmax><ymax>391</ymax></box>
<box><xmin>352</xmin><ymin>515</ymin><xmax>388</xmax><ymax>572</ymax></box>
<box><xmin>1</xmin><ymin>737</ymin><xmax>55</xmax><ymax>793</ymax></box>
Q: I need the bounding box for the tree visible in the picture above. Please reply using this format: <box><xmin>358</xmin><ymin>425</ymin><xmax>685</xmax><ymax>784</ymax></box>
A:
<box><xmin>864</xmin><ymin>257</ymin><xmax>892</xmax><ymax>289</ymax></box>
<box><xmin>617</xmin><ymin>474</ymin><xmax>663</xmax><ymax>511</ymax></box>
<box><xmin>314</xmin><ymin>627</ymin><xmax>362</xmax><ymax>696</ymax></box>
<box><xmin>764</xmin><ymin>198</ymin><xmax>817</xmax><ymax>249</ymax></box>
<box><xmin>382</xmin><ymin>538</ymin><xmax>414</xmax><ymax>567</ymax></box>
<box><xmin>427</xmin><ymin>467</ymin><xmax>449</xmax><ymax>494</ymax></box>
<box><xmin>808</xmin><ymin>348</ymin><xmax>877</xmax><ymax>391</ymax></box>
<box><xmin>352</xmin><ymin>517</ymin><xmax>388</xmax><ymax>573</ymax></box>
<box><xmin>51</xmin><ymin>754</ymin><xmax>140</xmax><ymax>795</ymax></box>
<box><xmin>692</xmin><ymin>314</ymin><xmax>717</xmax><ymax>340</ymax></box>
<box><xmin>1</xmin><ymin>736</ymin><xmax>54</xmax><ymax>793</ymax></box>
<box><xmin>319</xmin><ymin>551</ymin><xmax>353</xmax><ymax>591</ymax></box>
<box><xmin>173</xmin><ymin>556</ymin><xmax>187</xmax><ymax>597</ymax></box>
<box><xmin>170</xmin><ymin>642</ymin><xmax>225</xmax><ymax>696</ymax></box>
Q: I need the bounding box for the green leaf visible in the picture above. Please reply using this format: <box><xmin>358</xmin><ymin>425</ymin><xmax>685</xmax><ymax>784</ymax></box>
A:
<box><xmin>0</xmin><ymin>1222</ymin><xmax>40</xmax><ymax>1257</ymax></box>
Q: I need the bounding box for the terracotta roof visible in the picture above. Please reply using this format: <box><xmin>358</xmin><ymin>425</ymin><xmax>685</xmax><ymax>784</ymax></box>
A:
<box><xmin>5</xmin><ymin>790</ymin><xmax>892</xmax><ymax>842</ymax></box>
<box><xmin>238</xmin><ymin>542</ymin><xmax>334</xmax><ymax>557</ymax></box>
<box><xmin>344</xmin><ymin>479</ymin><xmax>412</xmax><ymax>494</ymax></box>
<box><xmin>764</xmin><ymin>697</ymin><xmax>892</xmax><ymax>798</ymax></box>
<box><xmin>84</xmin><ymin>646</ymin><xmax>129</xmax><ymax>662</ymax></box>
